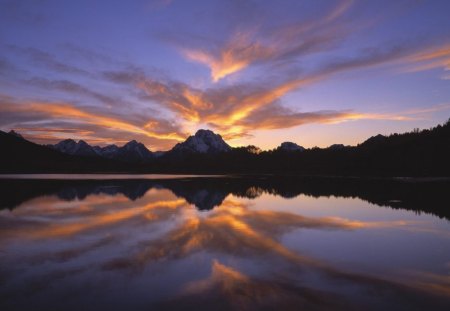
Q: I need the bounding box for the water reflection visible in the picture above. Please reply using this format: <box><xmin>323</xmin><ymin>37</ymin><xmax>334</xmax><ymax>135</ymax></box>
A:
<box><xmin>0</xmin><ymin>177</ymin><xmax>449</xmax><ymax>310</ymax></box>
<box><xmin>1</xmin><ymin>176</ymin><xmax>450</xmax><ymax>218</ymax></box>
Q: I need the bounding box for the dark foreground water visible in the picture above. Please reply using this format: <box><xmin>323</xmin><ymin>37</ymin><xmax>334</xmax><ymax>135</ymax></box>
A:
<box><xmin>0</xmin><ymin>175</ymin><xmax>449</xmax><ymax>311</ymax></box>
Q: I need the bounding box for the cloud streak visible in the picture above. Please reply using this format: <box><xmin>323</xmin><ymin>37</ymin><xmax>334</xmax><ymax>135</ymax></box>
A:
<box><xmin>108</xmin><ymin>41</ymin><xmax>423</xmax><ymax>140</ymax></box>
<box><xmin>403</xmin><ymin>44</ymin><xmax>450</xmax><ymax>79</ymax></box>
<box><xmin>178</xmin><ymin>0</ymin><xmax>354</xmax><ymax>82</ymax></box>
<box><xmin>1</xmin><ymin>1</ymin><xmax>449</xmax><ymax>149</ymax></box>
<box><xmin>0</xmin><ymin>97</ymin><xmax>187</xmax><ymax>148</ymax></box>
<box><xmin>8</xmin><ymin>46</ymin><xmax>91</xmax><ymax>76</ymax></box>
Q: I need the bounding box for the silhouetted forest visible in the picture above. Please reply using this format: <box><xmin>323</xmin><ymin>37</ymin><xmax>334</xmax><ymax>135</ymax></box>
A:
<box><xmin>149</xmin><ymin>118</ymin><xmax>450</xmax><ymax>176</ymax></box>
<box><xmin>1</xmin><ymin>118</ymin><xmax>449</xmax><ymax>176</ymax></box>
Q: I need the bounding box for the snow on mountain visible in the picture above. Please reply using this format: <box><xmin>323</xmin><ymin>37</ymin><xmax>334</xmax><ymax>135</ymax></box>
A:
<box><xmin>50</xmin><ymin>139</ymin><xmax>153</xmax><ymax>162</ymax></box>
<box><xmin>93</xmin><ymin>144</ymin><xmax>119</xmax><ymax>158</ymax></box>
<box><xmin>171</xmin><ymin>129</ymin><xmax>231</xmax><ymax>154</ymax></box>
<box><xmin>52</xmin><ymin>139</ymin><xmax>99</xmax><ymax>157</ymax></box>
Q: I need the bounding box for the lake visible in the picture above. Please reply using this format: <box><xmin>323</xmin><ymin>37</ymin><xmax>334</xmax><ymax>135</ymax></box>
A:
<box><xmin>0</xmin><ymin>175</ymin><xmax>449</xmax><ymax>310</ymax></box>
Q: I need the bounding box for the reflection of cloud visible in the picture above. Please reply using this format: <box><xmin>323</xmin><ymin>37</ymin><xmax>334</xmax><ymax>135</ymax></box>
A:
<box><xmin>176</xmin><ymin>259</ymin><xmax>350</xmax><ymax>311</ymax></box>
<box><xmin>0</xmin><ymin>198</ymin><xmax>186</xmax><ymax>240</ymax></box>
<box><xmin>408</xmin><ymin>270</ymin><xmax>450</xmax><ymax>297</ymax></box>
<box><xmin>1</xmin><ymin>188</ymin><xmax>449</xmax><ymax>309</ymax></box>
<box><xmin>184</xmin><ymin>260</ymin><xmax>249</xmax><ymax>294</ymax></box>
<box><xmin>28</xmin><ymin>235</ymin><xmax>116</xmax><ymax>264</ymax></box>
<box><xmin>101</xmin><ymin>198</ymin><xmax>412</xmax><ymax>272</ymax></box>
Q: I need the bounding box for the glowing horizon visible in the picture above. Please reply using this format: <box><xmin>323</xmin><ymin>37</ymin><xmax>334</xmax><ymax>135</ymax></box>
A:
<box><xmin>1</xmin><ymin>0</ymin><xmax>450</xmax><ymax>151</ymax></box>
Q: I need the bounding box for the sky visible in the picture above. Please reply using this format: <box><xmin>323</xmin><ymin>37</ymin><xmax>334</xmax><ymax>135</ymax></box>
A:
<box><xmin>1</xmin><ymin>0</ymin><xmax>450</xmax><ymax>151</ymax></box>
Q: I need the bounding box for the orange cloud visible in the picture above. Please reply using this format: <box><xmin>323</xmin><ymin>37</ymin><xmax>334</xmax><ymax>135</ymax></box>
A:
<box><xmin>137</xmin><ymin>39</ymin><xmax>432</xmax><ymax>141</ymax></box>
<box><xmin>403</xmin><ymin>44</ymin><xmax>450</xmax><ymax>75</ymax></box>
<box><xmin>182</xmin><ymin>31</ymin><xmax>274</xmax><ymax>82</ymax></box>
<box><xmin>0</xmin><ymin>100</ymin><xmax>187</xmax><ymax>146</ymax></box>
<box><xmin>136</xmin><ymin>71</ymin><xmax>417</xmax><ymax>141</ymax></box>
<box><xmin>102</xmin><ymin>32</ymin><xmax>450</xmax><ymax>146</ymax></box>
<box><xmin>97</xmin><ymin>196</ymin><xmax>414</xmax><ymax>273</ymax></box>
<box><xmin>179</xmin><ymin>1</ymin><xmax>353</xmax><ymax>82</ymax></box>
<box><xmin>11</xmin><ymin>198</ymin><xmax>186</xmax><ymax>240</ymax></box>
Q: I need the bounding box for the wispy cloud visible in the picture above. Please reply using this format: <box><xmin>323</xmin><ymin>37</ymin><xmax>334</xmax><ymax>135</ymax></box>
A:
<box><xmin>178</xmin><ymin>0</ymin><xmax>354</xmax><ymax>82</ymax></box>
<box><xmin>106</xmin><ymin>41</ymin><xmax>423</xmax><ymax>140</ymax></box>
<box><xmin>181</xmin><ymin>31</ymin><xmax>275</xmax><ymax>82</ymax></box>
<box><xmin>26</xmin><ymin>78</ymin><xmax>123</xmax><ymax>107</ymax></box>
<box><xmin>2</xmin><ymin>0</ymin><xmax>449</xmax><ymax>149</ymax></box>
<box><xmin>0</xmin><ymin>98</ymin><xmax>186</xmax><ymax>148</ymax></box>
<box><xmin>402</xmin><ymin>44</ymin><xmax>450</xmax><ymax>79</ymax></box>
<box><xmin>12</xmin><ymin>36</ymin><xmax>439</xmax><ymax>147</ymax></box>
<box><xmin>8</xmin><ymin>46</ymin><xmax>91</xmax><ymax>76</ymax></box>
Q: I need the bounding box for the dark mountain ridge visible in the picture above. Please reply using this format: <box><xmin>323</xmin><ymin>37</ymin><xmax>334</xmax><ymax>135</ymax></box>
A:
<box><xmin>50</xmin><ymin>139</ymin><xmax>153</xmax><ymax>162</ymax></box>
<box><xmin>1</xmin><ymin>118</ymin><xmax>449</xmax><ymax>176</ymax></box>
<box><xmin>0</xmin><ymin>131</ymin><xmax>138</xmax><ymax>173</ymax></box>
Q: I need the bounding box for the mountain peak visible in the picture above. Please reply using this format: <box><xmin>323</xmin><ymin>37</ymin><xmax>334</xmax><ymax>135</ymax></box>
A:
<box><xmin>277</xmin><ymin>142</ymin><xmax>305</xmax><ymax>152</ymax></box>
<box><xmin>118</xmin><ymin>140</ymin><xmax>153</xmax><ymax>161</ymax></box>
<box><xmin>361</xmin><ymin>134</ymin><xmax>387</xmax><ymax>146</ymax></box>
<box><xmin>53</xmin><ymin>139</ymin><xmax>98</xmax><ymax>157</ymax></box>
<box><xmin>8</xmin><ymin>130</ymin><xmax>24</xmax><ymax>139</ymax></box>
<box><xmin>58</xmin><ymin>138</ymin><xmax>76</xmax><ymax>144</ymax></box>
<box><xmin>171</xmin><ymin>129</ymin><xmax>231</xmax><ymax>154</ymax></box>
<box><xmin>51</xmin><ymin>138</ymin><xmax>153</xmax><ymax>162</ymax></box>
<box><xmin>194</xmin><ymin>129</ymin><xmax>217</xmax><ymax>138</ymax></box>
<box><xmin>125</xmin><ymin>139</ymin><xmax>139</xmax><ymax>145</ymax></box>
<box><xmin>328</xmin><ymin>144</ymin><xmax>345</xmax><ymax>150</ymax></box>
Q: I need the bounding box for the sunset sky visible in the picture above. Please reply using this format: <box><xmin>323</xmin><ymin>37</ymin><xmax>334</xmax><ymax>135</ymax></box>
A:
<box><xmin>1</xmin><ymin>0</ymin><xmax>450</xmax><ymax>150</ymax></box>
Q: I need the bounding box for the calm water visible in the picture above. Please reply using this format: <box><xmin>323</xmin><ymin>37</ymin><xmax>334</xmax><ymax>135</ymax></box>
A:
<box><xmin>0</xmin><ymin>176</ymin><xmax>449</xmax><ymax>311</ymax></box>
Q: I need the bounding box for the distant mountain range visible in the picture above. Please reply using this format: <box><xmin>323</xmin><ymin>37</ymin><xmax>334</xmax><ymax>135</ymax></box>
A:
<box><xmin>50</xmin><ymin>139</ymin><xmax>154</xmax><ymax>162</ymax></box>
<box><xmin>1</xmin><ymin>118</ymin><xmax>449</xmax><ymax>176</ymax></box>
<box><xmin>47</xmin><ymin>129</ymin><xmax>309</xmax><ymax>161</ymax></box>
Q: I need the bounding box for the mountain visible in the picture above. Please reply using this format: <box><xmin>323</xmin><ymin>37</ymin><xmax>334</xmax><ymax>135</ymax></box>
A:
<box><xmin>50</xmin><ymin>139</ymin><xmax>153</xmax><ymax>162</ymax></box>
<box><xmin>328</xmin><ymin>144</ymin><xmax>346</xmax><ymax>150</ymax></box>
<box><xmin>170</xmin><ymin>129</ymin><xmax>231</xmax><ymax>154</ymax></box>
<box><xmin>360</xmin><ymin>134</ymin><xmax>387</xmax><ymax>147</ymax></box>
<box><xmin>0</xmin><ymin>130</ymin><xmax>131</xmax><ymax>173</ymax></box>
<box><xmin>93</xmin><ymin>144</ymin><xmax>119</xmax><ymax>158</ymax></box>
<box><xmin>8</xmin><ymin>130</ymin><xmax>24</xmax><ymax>139</ymax></box>
<box><xmin>114</xmin><ymin>140</ymin><xmax>153</xmax><ymax>162</ymax></box>
<box><xmin>2</xmin><ymin>119</ymin><xmax>449</xmax><ymax>176</ymax></box>
<box><xmin>276</xmin><ymin>142</ymin><xmax>305</xmax><ymax>152</ymax></box>
<box><xmin>52</xmin><ymin>139</ymin><xmax>99</xmax><ymax>157</ymax></box>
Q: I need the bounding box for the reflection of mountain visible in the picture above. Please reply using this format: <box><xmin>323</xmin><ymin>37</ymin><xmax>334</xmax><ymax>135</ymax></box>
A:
<box><xmin>0</xmin><ymin>177</ymin><xmax>449</xmax><ymax>219</ymax></box>
<box><xmin>55</xmin><ymin>181</ymin><xmax>154</xmax><ymax>201</ymax></box>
